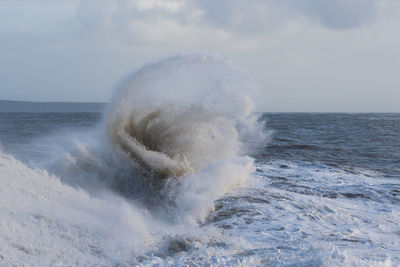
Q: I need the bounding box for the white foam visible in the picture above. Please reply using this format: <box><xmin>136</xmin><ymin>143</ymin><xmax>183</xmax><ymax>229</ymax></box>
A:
<box><xmin>0</xmin><ymin>152</ymin><xmax>163</xmax><ymax>265</ymax></box>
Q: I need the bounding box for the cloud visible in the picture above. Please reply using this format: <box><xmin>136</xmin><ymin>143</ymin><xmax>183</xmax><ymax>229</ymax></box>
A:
<box><xmin>72</xmin><ymin>0</ymin><xmax>201</xmax><ymax>45</ymax></box>
<box><xmin>69</xmin><ymin>0</ymin><xmax>379</xmax><ymax>47</ymax></box>
<box><xmin>0</xmin><ymin>0</ymin><xmax>382</xmax><ymax>37</ymax></box>
<box><xmin>299</xmin><ymin>0</ymin><xmax>377</xmax><ymax>29</ymax></box>
<box><xmin>0</xmin><ymin>0</ymin><xmax>399</xmax><ymax>111</ymax></box>
<box><xmin>195</xmin><ymin>0</ymin><xmax>378</xmax><ymax>33</ymax></box>
<box><xmin>194</xmin><ymin>0</ymin><xmax>293</xmax><ymax>33</ymax></box>
<box><xmin>0</xmin><ymin>0</ymin><xmax>379</xmax><ymax>43</ymax></box>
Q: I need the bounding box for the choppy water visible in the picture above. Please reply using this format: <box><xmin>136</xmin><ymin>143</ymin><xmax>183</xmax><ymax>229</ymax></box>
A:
<box><xmin>1</xmin><ymin>111</ymin><xmax>399</xmax><ymax>266</ymax></box>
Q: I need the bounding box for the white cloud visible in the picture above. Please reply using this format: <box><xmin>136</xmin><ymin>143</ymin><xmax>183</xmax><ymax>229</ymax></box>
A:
<box><xmin>134</xmin><ymin>0</ymin><xmax>184</xmax><ymax>12</ymax></box>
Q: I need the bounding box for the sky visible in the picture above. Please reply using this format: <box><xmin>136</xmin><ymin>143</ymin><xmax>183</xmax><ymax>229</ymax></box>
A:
<box><xmin>0</xmin><ymin>0</ymin><xmax>399</xmax><ymax>112</ymax></box>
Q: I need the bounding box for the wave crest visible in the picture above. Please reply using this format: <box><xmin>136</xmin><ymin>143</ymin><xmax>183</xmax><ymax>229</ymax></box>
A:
<box><xmin>107</xmin><ymin>54</ymin><xmax>260</xmax><ymax>178</ymax></box>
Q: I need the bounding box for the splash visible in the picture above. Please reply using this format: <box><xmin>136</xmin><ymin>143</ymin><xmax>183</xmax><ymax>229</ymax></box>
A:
<box><xmin>106</xmin><ymin>54</ymin><xmax>261</xmax><ymax>178</ymax></box>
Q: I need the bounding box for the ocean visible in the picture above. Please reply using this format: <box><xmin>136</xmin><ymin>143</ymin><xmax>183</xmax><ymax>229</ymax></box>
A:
<box><xmin>1</xmin><ymin>111</ymin><xmax>399</xmax><ymax>266</ymax></box>
<box><xmin>0</xmin><ymin>55</ymin><xmax>399</xmax><ymax>266</ymax></box>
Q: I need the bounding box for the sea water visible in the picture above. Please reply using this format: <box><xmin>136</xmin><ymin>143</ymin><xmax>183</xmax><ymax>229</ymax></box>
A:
<box><xmin>0</xmin><ymin>55</ymin><xmax>399</xmax><ymax>266</ymax></box>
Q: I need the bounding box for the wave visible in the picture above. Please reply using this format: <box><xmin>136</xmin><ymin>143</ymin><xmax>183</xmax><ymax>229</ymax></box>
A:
<box><xmin>20</xmin><ymin>54</ymin><xmax>266</xmax><ymax>224</ymax></box>
<box><xmin>0</xmin><ymin>54</ymin><xmax>266</xmax><ymax>264</ymax></box>
<box><xmin>106</xmin><ymin>54</ymin><xmax>263</xmax><ymax>179</ymax></box>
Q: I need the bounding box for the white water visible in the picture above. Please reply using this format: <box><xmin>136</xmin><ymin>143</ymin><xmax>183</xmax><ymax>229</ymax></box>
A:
<box><xmin>0</xmin><ymin>54</ymin><xmax>264</xmax><ymax>265</ymax></box>
<box><xmin>106</xmin><ymin>54</ymin><xmax>261</xmax><ymax>177</ymax></box>
<box><xmin>0</xmin><ymin>152</ymin><xmax>157</xmax><ymax>265</ymax></box>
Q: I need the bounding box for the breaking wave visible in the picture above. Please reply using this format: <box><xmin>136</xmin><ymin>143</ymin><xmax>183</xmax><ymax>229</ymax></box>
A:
<box><xmin>106</xmin><ymin>54</ymin><xmax>263</xmax><ymax>179</ymax></box>
<box><xmin>21</xmin><ymin>54</ymin><xmax>267</xmax><ymax>224</ymax></box>
<box><xmin>0</xmin><ymin>54</ymin><xmax>267</xmax><ymax>265</ymax></box>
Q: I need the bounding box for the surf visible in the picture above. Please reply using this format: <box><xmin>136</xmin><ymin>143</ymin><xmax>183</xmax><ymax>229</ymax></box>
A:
<box><xmin>106</xmin><ymin>54</ymin><xmax>263</xmax><ymax>179</ymax></box>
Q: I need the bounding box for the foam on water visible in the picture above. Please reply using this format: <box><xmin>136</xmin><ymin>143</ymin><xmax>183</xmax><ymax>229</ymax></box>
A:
<box><xmin>0</xmin><ymin>152</ymin><xmax>157</xmax><ymax>265</ymax></box>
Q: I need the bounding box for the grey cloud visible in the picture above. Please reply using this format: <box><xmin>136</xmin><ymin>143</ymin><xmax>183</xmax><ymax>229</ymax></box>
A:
<box><xmin>71</xmin><ymin>0</ymin><xmax>378</xmax><ymax>40</ymax></box>
<box><xmin>195</xmin><ymin>0</ymin><xmax>378</xmax><ymax>32</ymax></box>
<box><xmin>73</xmin><ymin>0</ymin><xmax>199</xmax><ymax>45</ymax></box>
<box><xmin>299</xmin><ymin>0</ymin><xmax>377</xmax><ymax>29</ymax></box>
<box><xmin>195</xmin><ymin>0</ymin><xmax>295</xmax><ymax>33</ymax></box>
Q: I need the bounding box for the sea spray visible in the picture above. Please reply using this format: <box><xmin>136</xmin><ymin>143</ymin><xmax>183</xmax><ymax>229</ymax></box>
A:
<box><xmin>106</xmin><ymin>54</ymin><xmax>262</xmax><ymax>177</ymax></box>
<box><xmin>105</xmin><ymin>53</ymin><xmax>265</xmax><ymax>222</ymax></box>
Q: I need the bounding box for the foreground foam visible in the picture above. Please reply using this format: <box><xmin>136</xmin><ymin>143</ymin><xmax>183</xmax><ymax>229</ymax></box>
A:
<box><xmin>0</xmin><ymin>152</ymin><xmax>161</xmax><ymax>265</ymax></box>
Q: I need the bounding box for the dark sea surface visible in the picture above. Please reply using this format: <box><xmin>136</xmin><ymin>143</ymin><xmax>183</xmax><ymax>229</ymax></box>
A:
<box><xmin>261</xmin><ymin>113</ymin><xmax>400</xmax><ymax>178</ymax></box>
<box><xmin>0</xmin><ymin>112</ymin><xmax>399</xmax><ymax>266</ymax></box>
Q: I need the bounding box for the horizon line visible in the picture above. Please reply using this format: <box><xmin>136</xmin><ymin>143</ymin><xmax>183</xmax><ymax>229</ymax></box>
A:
<box><xmin>0</xmin><ymin>99</ymin><xmax>399</xmax><ymax>113</ymax></box>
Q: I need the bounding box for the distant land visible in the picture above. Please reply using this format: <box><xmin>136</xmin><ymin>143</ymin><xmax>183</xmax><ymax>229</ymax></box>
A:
<box><xmin>0</xmin><ymin>100</ymin><xmax>107</xmax><ymax>113</ymax></box>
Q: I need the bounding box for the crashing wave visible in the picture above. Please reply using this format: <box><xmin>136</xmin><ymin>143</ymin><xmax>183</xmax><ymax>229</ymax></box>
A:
<box><xmin>106</xmin><ymin>54</ymin><xmax>262</xmax><ymax>178</ymax></box>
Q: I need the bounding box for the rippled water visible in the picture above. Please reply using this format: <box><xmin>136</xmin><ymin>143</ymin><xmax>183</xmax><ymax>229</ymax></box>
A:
<box><xmin>261</xmin><ymin>113</ymin><xmax>400</xmax><ymax>177</ymax></box>
<box><xmin>1</xmin><ymin>112</ymin><xmax>399</xmax><ymax>266</ymax></box>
